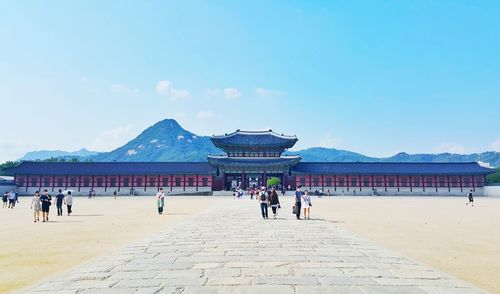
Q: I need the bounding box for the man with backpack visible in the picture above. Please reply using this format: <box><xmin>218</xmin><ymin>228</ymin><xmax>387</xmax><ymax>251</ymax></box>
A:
<box><xmin>258</xmin><ymin>187</ymin><xmax>269</xmax><ymax>219</ymax></box>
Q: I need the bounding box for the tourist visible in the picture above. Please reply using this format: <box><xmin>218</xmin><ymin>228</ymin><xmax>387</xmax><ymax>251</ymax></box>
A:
<box><xmin>30</xmin><ymin>191</ymin><xmax>41</xmax><ymax>222</ymax></box>
<box><xmin>92</xmin><ymin>189</ymin><xmax>96</xmax><ymax>199</ymax></box>
<box><xmin>2</xmin><ymin>191</ymin><xmax>7</xmax><ymax>208</ymax></box>
<box><xmin>56</xmin><ymin>189</ymin><xmax>65</xmax><ymax>216</ymax></box>
<box><xmin>258</xmin><ymin>187</ymin><xmax>269</xmax><ymax>219</ymax></box>
<box><xmin>250</xmin><ymin>188</ymin><xmax>254</xmax><ymax>200</ymax></box>
<box><xmin>302</xmin><ymin>190</ymin><xmax>312</xmax><ymax>219</ymax></box>
<box><xmin>65</xmin><ymin>191</ymin><xmax>73</xmax><ymax>215</ymax></box>
<box><xmin>39</xmin><ymin>190</ymin><xmax>52</xmax><ymax>222</ymax></box>
<box><xmin>113</xmin><ymin>190</ymin><xmax>117</xmax><ymax>200</ymax></box>
<box><xmin>156</xmin><ymin>188</ymin><xmax>165</xmax><ymax>215</ymax></box>
<box><xmin>269</xmin><ymin>187</ymin><xmax>281</xmax><ymax>219</ymax></box>
<box><xmin>88</xmin><ymin>190</ymin><xmax>92</xmax><ymax>199</ymax></box>
<box><xmin>294</xmin><ymin>186</ymin><xmax>302</xmax><ymax>219</ymax></box>
<box><xmin>466</xmin><ymin>190</ymin><xmax>474</xmax><ymax>207</ymax></box>
<box><xmin>8</xmin><ymin>190</ymin><xmax>16</xmax><ymax>208</ymax></box>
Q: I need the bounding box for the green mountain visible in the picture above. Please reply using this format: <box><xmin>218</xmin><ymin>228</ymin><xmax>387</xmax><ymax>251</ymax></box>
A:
<box><xmin>92</xmin><ymin>119</ymin><xmax>219</xmax><ymax>162</ymax></box>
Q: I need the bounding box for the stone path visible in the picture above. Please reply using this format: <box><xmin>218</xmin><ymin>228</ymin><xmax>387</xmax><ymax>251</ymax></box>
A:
<box><xmin>27</xmin><ymin>198</ymin><xmax>486</xmax><ymax>294</ymax></box>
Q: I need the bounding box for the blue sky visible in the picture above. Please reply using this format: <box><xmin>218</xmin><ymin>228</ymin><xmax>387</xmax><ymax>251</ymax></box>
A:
<box><xmin>1</xmin><ymin>0</ymin><xmax>499</xmax><ymax>162</ymax></box>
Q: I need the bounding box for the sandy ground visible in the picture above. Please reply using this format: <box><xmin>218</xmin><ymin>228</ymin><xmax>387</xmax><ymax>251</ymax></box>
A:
<box><xmin>0</xmin><ymin>196</ymin><xmax>224</xmax><ymax>293</ymax></box>
<box><xmin>312</xmin><ymin>196</ymin><xmax>500</xmax><ymax>293</ymax></box>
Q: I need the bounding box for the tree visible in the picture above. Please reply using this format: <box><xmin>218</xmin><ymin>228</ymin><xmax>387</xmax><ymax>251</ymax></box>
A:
<box><xmin>0</xmin><ymin>161</ymin><xmax>20</xmax><ymax>176</ymax></box>
<box><xmin>267</xmin><ymin>176</ymin><xmax>281</xmax><ymax>187</ymax></box>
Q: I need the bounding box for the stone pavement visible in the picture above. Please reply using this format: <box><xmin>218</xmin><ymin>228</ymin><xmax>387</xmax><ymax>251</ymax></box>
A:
<box><xmin>26</xmin><ymin>198</ymin><xmax>486</xmax><ymax>294</ymax></box>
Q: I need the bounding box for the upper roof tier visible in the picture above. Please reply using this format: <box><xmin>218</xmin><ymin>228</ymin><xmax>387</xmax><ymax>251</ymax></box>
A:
<box><xmin>211</xmin><ymin>130</ymin><xmax>298</xmax><ymax>151</ymax></box>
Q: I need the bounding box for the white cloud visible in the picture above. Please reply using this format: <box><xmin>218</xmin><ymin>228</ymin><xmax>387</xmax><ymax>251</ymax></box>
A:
<box><xmin>177</xmin><ymin>135</ymin><xmax>185</xmax><ymax>141</ymax></box>
<box><xmin>126</xmin><ymin>149</ymin><xmax>137</xmax><ymax>156</ymax></box>
<box><xmin>490</xmin><ymin>138</ymin><xmax>500</xmax><ymax>151</ymax></box>
<box><xmin>0</xmin><ymin>142</ymin><xmax>33</xmax><ymax>162</ymax></box>
<box><xmin>223</xmin><ymin>88</ymin><xmax>241</xmax><ymax>100</ymax></box>
<box><xmin>318</xmin><ymin>134</ymin><xmax>343</xmax><ymax>148</ymax></box>
<box><xmin>89</xmin><ymin>125</ymin><xmax>138</xmax><ymax>152</ymax></box>
<box><xmin>196</xmin><ymin>110</ymin><xmax>215</xmax><ymax>120</ymax></box>
<box><xmin>254</xmin><ymin>88</ymin><xmax>282</xmax><ymax>98</ymax></box>
<box><xmin>156</xmin><ymin>80</ymin><xmax>171</xmax><ymax>95</ymax></box>
<box><xmin>156</xmin><ymin>80</ymin><xmax>190</xmax><ymax>101</ymax></box>
<box><xmin>434</xmin><ymin>143</ymin><xmax>466</xmax><ymax>154</ymax></box>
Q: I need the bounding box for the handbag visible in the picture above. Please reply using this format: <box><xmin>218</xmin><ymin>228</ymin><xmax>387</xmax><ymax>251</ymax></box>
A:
<box><xmin>292</xmin><ymin>205</ymin><xmax>299</xmax><ymax>215</ymax></box>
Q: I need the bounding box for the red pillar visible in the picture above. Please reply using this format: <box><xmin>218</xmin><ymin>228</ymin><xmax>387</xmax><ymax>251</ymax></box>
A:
<box><xmin>422</xmin><ymin>175</ymin><xmax>425</xmax><ymax>192</ymax></box>
<box><xmin>459</xmin><ymin>175</ymin><xmax>463</xmax><ymax>192</ymax></box>
<box><xmin>434</xmin><ymin>175</ymin><xmax>438</xmax><ymax>192</ymax></box>
<box><xmin>384</xmin><ymin>175</ymin><xmax>387</xmax><ymax>192</ymax></box>
<box><xmin>472</xmin><ymin>175</ymin><xmax>475</xmax><ymax>192</ymax></box>
<box><xmin>52</xmin><ymin>175</ymin><xmax>55</xmax><ymax>192</ymax></box>
<box><xmin>371</xmin><ymin>175</ymin><xmax>374</xmax><ymax>191</ymax></box>
<box><xmin>321</xmin><ymin>175</ymin><xmax>324</xmax><ymax>192</ymax></box>
<box><xmin>92</xmin><ymin>175</ymin><xmax>95</xmax><ymax>193</ymax></box>
<box><xmin>157</xmin><ymin>174</ymin><xmax>161</xmax><ymax>191</ymax></box>
<box><xmin>78</xmin><ymin>175</ymin><xmax>82</xmax><ymax>192</ymax></box>
<box><xmin>65</xmin><ymin>175</ymin><xmax>69</xmax><ymax>190</ymax></box>
<box><xmin>26</xmin><ymin>175</ymin><xmax>29</xmax><ymax>192</ymax></box>
<box><xmin>409</xmin><ymin>175</ymin><xmax>413</xmax><ymax>192</ymax></box>
<box><xmin>447</xmin><ymin>175</ymin><xmax>450</xmax><ymax>192</ymax></box>
<box><xmin>396</xmin><ymin>175</ymin><xmax>400</xmax><ymax>192</ymax></box>
<box><xmin>346</xmin><ymin>175</ymin><xmax>350</xmax><ymax>192</ymax></box>
<box><xmin>105</xmin><ymin>175</ymin><xmax>108</xmax><ymax>192</ymax></box>
<box><xmin>196</xmin><ymin>175</ymin><xmax>199</xmax><ymax>191</ymax></box>
<box><xmin>334</xmin><ymin>175</ymin><xmax>337</xmax><ymax>192</ymax></box>
<box><xmin>358</xmin><ymin>175</ymin><xmax>362</xmax><ymax>191</ymax></box>
<box><xmin>183</xmin><ymin>174</ymin><xmax>186</xmax><ymax>192</ymax></box>
<box><xmin>118</xmin><ymin>175</ymin><xmax>121</xmax><ymax>192</ymax></box>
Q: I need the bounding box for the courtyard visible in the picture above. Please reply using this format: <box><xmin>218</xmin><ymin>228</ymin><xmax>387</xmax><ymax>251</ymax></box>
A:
<box><xmin>1</xmin><ymin>196</ymin><xmax>499</xmax><ymax>293</ymax></box>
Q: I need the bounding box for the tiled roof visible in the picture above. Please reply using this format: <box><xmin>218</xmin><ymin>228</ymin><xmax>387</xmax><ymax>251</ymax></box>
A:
<box><xmin>291</xmin><ymin>162</ymin><xmax>495</xmax><ymax>175</ymax></box>
<box><xmin>211</xmin><ymin>130</ymin><xmax>298</xmax><ymax>149</ymax></box>
<box><xmin>7</xmin><ymin>162</ymin><xmax>216</xmax><ymax>175</ymax></box>
<box><xmin>207</xmin><ymin>156</ymin><xmax>301</xmax><ymax>167</ymax></box>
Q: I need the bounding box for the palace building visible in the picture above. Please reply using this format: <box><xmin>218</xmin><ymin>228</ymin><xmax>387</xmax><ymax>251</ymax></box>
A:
<box><xmin>7</xmin><ymin>130</ymin><xmax>495</xmax><ymax>196</ymax></box>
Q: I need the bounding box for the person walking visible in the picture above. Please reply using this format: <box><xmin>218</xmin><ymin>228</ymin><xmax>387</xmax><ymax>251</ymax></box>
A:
<box><xmin>39</xmin><ymin>190</ymin><xmax>52</xmax><ymax>222</ymax></box>
<box><xmin>113</xmin><ymin>190</ymin><xmax>117</xmax><ymax>200</ymax></box>
<box><xmin>258</xmin><ymin>187</ymin><xmax>269</xmax><ymax>219</ymax></box>
<box><xmin>269</xmin><ymin>187</ymin><xmax>281</xmax><ymax>219</ymax></box>
<box><xmin>466</xmin><ymin>190</ymin><xmax>474</xmax><ymax>207</ymax></box>
<box><xmin>65</xmin><ymin>191</ymin><xmax>73</xmax><ymax>216</ymax></box>
<box><xmin>56</xmin><ymin>189</ymin><xmax>65</xmax><ymax>216</ymax></box>
<box><xmin>294</xmin><ymin>186</ymin><xmax>302</xmax><ymax>219</ymax></box>
<box><xmin>31</xmin><ymin>191</ymin><xmax>42</xmax><ymax>222</ymax></box>
<box><xmin>2</xmin><ymin>191</ymin><xmax>7</xmax><ymax>208</ymax></box>
<box><xmin>156</xmin><ymin>188</ymin><xmax>165</xmax><ymax>215</ymax></box>
<box><xmin>8</xmin><ymin>190</ymin><xmax>16</xmax><ymax>208</ymax></box>
<box><xmin>302</xmin><ymin>190</ymin><xmax>312</xmax><ymax>219</ymax></box>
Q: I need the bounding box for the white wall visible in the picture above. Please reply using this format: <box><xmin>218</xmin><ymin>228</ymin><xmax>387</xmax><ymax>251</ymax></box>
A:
<box><xmin>484</xmin><ymin>186</ymin><xmax>500</xmax><ymax>197</ymax></box>
<box><xmin>302</xmin><ymin>186</ymin><xmax>482</xmax><ymax>196</ymax></box>
<box><xmin>20</xmin><ymin>186</ymin><xmax>211</xmax><ymax>196</ymax></box>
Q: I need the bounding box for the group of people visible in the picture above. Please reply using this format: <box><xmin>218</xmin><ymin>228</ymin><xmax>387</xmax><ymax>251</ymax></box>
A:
<box><xmin>254</xmin><ymin>186</ymin><xmax>313</xmax><ymax>220</ymax></box>
<box><xmin>2</xmin><ymin>190</ymin><xmax>18</xmax><ymax>208</ymax></box>
<box><xmin>30</xmin><ymin>189</ymin><xmax>73</xmax><ymax>222</ymax></box>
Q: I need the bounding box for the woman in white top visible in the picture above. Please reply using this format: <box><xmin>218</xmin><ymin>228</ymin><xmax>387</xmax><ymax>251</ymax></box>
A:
<box><xmin>302</xmin><ymin>190</ymin><xmax>312</xmax><ymax>219</ymax></box>
<box><xmin>30</xmin><ymin>191</ymin><xmax>42</xmax><ymax>222</ymax></box>
<box><xmin>156</xmin><ymin>188</ymin><xmax>165</xmax><ymax>215</ymax></box>
<box><xmin>65</xmin><ymin>191</ymin><xmax>73</xmax><ymax>216</ymax></box>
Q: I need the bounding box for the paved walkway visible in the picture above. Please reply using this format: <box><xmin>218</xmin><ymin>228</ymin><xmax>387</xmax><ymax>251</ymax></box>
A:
<box><xmin>27</xmin><ymin>198</ymin><xmax>485</xmax><ymax>294</ymax></box>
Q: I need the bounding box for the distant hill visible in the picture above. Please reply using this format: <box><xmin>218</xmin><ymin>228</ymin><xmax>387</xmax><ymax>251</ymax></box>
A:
<box><xmin>92</xmin><ymin>119</ymin><xmax>220</xmax><ymax>162</ymax></box>
<box><xmin>19</xmin><ymin>148</ymin><xmax>100</xmax><ymax>161</ymax></box>
<box><xmin>16</xmin><ymin>119</ymin><xmax>500</xmax><ymax>167</ymax></box>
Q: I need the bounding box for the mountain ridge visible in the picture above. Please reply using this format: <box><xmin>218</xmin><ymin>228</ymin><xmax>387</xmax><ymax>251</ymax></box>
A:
<box><xmin>16</xmin><ymin>119</ymin><xmax>500</xmax><ymax>167</ymax></box>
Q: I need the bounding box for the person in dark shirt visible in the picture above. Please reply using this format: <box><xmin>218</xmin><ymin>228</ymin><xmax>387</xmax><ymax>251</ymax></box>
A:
<box><xmin>294</xmin><ymin>186</ymin><xmax>302</xmax><ymax>220</ymax></box>
<box><xmin>39</xmin><ymin>190</ymin><xmax>52</xmax><ymax>222</ymax></box>
<box><xmin>466</xmin><ymin>190</ymin><xmax>474</xmax><ymax>207</ymax></box>
<box><xmin>56</xmin><ymin>189</ymin><xmax>65</xmax><ymax>216</ymax></box>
